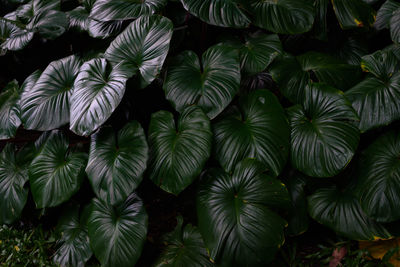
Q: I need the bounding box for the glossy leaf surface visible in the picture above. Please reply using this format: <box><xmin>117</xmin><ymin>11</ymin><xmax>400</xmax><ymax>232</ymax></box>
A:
<box><xmin>331</xmin><ymin>0</ymin><xmax>376</xmax><ymax>29</ymax></box>
<box><xmin>213</xmin><ymin>89</ymin><xmax>289</xmax><ymax>176</ymax></box>
<box><xmin>0</xmin><ymin>80</ymin><xmax>21</xmax><ymax>139</ymax></box>
<box><xmin>86</xmin><ymin>121</ymin><xmax>148</xmax><ymax>205</ymax></box>
<box><xmin>88</xmin><ymin>193</ymin><xmax>147</xmax><ymax>267</ymax></box>
<box><xmin>148</xmin><ymin>106</ymin><xmax>212</xmax><ymax>195</ymax></box>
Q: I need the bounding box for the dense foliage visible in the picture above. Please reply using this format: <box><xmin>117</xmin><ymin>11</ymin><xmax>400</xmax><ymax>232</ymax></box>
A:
<box><xmin>1</xmin><ymin>0</ymin><xmax>400</xmax><ymax>266</ymax></box>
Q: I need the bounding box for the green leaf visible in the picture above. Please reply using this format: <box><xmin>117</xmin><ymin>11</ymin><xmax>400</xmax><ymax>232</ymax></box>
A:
<box><xmin>90</xmin><ymin>0</ymin><xmax>167</xmax><ymax>21</ymax></box>
<box><xmin>246</xmin><ymin>0</ymin><xmax>315</xmax><ymax>34</ymax></box>
<box><xmin>331</xmin><ymin>0</ymin><xmax>376</xmax><ymax>29</ymax></box>
<box><xmin>86</xmin><ymin>121</ymin><xmax>148</xmax><ymax>205</ymax></box>
<box><xmin>88</xmin><ymin>193</ymin><xmax>148</xmax><ymax>267</ymax></box>
<box><xmin>164</xmin><ymin>44</ymin><xmax>240</xmax><ymax>119</ymax></box>
<box><xmin>53</xmin><ymin>205</ymin><xmax>92</xmax><ymax>267</ymax></box>
<box><xmin>16</xmin><ymin>0</ymin><xmax>60</xmax><ymax>22</ymax></box>
<box><xmin>288</xmin><ymin>83</ymin><xmax>360</xmax><ymax>177</ymax></box>
<box><xmin>154</xmin><ymin>216</ymin><xmax>214</xmax><ymax>267</ymax></box>
<box><xmin>287</xmin><ymin>174</ymin><xmax>309</xmax><ymax>236</ymax></box>
<box><xmin>0</xmin><ymin>80</ymin><xmax>20</xmax><ymax>139</ymax></box>
<box><xmin>0</xmin><ymin>18</ymin><xmax>34</xmax><ymax>52</ymax></box>
<box><xmin>104</xmin><ymin>15</ymin><xmax>173</xmax><ymax>87</ymax></box>
<box><xmin>148</xmin><ymin>106</ymin><xmax>212</xmax><ymax>195</ymax></box>
<box><xmin>345</xmin><ymin>50</ymin><xmax>400</xmax><ymax>132</ymax></box>
<box><xmin>29</xmin><ymin>130</ymin><xmax>87</xmax><ymax>208</ymax></box>
<box><xmin>213</xmin><ymin>89</ymin><xmax>289</xmax><ymax>176</ymax></box>
<box><xmin>390</xmin><ymin>9</ymin><xmax>400</xmax><ymax>43</ymax></box>
<box><xmin>70</xmin><ymin>58</ymin><xmax>128</xmax><ymax>136</ymax></box>
<box><xmin>375</xmin><ymin>0</ymin><xmax>400</xmax><ymax>30</ymax></box>
<box><xmin>179</xmin><ymin>0</ymin><xmax>250</xmax><ymax>28</ymax></box>
<box><xmin>312</xmin><ymin>0</ymin><xmax>329</xmax><ymax>40</ymax></box>
<box><xmin>223</xmin><ymin>32</ymin><xmax>282</xmax><ymax>75</ymax></box>
<box><xmin>0</xmin><ymin>144</ymin><xmax>30</xmax><ymax>224</ymax></box>
<box><xmin>269</xmin><ymin>52</ymin><xmax>362</xmax><ymax>103</ymax></box>
<box><xmin>67</xmin><ymin>6</ymin><xmax>90</xmax><ymax>31</ymax></box>
<box><xmin>26</xmin><ymin>9</ymin><xmax>68</xmax><ymax>39</ymax></box>
<box><xmin>88</xmin><ymin>19</ymin><xmax>124</xmax><ymax>39</ymax></box>
<box><xmin>308</xmin><ymin>186</ymin><xmax>392</xmax><ymax>240</ymax></box>
<box><xmin>357</xmin><ymin>131</ymin><xmax>400</xmax><ymax>223</ymax></box>
<box><xmin>197</xmin><ymin>159</ymin><xmax>290</xmax><ymax>266</ymax></box>
<box><xmin>21</xmin><ymin>55</ymin><xmax>81</xmax><ymax>131</ymax></box>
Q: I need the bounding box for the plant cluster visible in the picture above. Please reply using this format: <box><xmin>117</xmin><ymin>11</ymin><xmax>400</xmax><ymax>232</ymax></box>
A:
<box><xmin>1</xmin><ymin>0</ymin><xmax>400</xmax><ymax>266</ymax></box>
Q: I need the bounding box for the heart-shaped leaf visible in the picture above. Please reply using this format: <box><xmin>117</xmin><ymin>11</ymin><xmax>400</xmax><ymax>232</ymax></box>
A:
<box><xmin>0</xmin><ymin>80</ymin><xmax>21</xmax><ymax>139</ymax></box>
<box><xmin>246</xmin><ymin>0</ymin><xmax>315</xmax><ymax>34</ymax></box>
<box><xmin>53</xmin><ymin>204</ymin><xmax>92</xmax><ymax>267</ymax></box>
<box><xmin>0</xmin><ymin>18</ymin><xmax>34</xmax><ymax>52</ymax></box>
<box><xmin>345</xmin><ymin>50</ymin><xmax>400</xmax><ymax>132</ymax></box>
<box><xmin>164</xmin><ymin>44</ymin><xmax>240</xmax><ymax>119</ymax></box>
<box><xmin>70</xmin><ymin>58</ymin><xmax>128</xmax><ymax>136</ymax></box>
<box><xmin>213</xmin><ymin>89</ymin><xmax>289</xmax><ymax>176</ymax></box>
<box><xmin>88</xmin><ymin>193</ymin><xmax>148</xmax><ymax>267</ymax></box>
<box><xmin>288</xmin><ymin>83</ymin><xmax>360</xmax><ymax>177</ymax></box>
<box><xmin>148</xmin><ymin>106</ymin><xmax>212</xmax><ymax>195</ymax></box>
<box><xmin>180</xmin><ymin>0</ymin><xmax>250</xmax><ymax>28</ymax></box>
<box><xmin>26</xmin><ymin>9</ymin><xmax>68</xmax><ymax>39</ymax></box>
<box><xmin>0</xmin><ymin>144</ymin><xmax>33</xmax><ymax>224</ymax></box>
<box><xmin>331</xmin><ymin>0</ymin><xmax>376</xmax><ymax>29</ymax></box>
<box><xmin>223</xmin><ymin>32</ymin><xmax>282</xmax><ymax>75</ymax></box>
<box><xmin>90</xmin><ymin>0</ymin><xmax>167</xmax><ymax>21</ymax></box>
<box><xmin>154</xmin><ymin>216</ymin><xmax>214</xmax><ymax>267</ymax></box>
<box><xmin>29</xmin><ymin>130</ymin><xmax>87</xmax><ymax>208</ymax></box>
<box><xmin>357</xmin><ymin>131</ymin><xmax>400</xmax><ymax>222</ymax></box>
<box><xmin>197</xmin><ymin>159</ymin><xmax>290</xmax><ymax>266</ymax></box>
<box><xmin>86</xmin><ymin>121</ymin><xmax>148</xmax><ymax>205</ymax></box>
<box><xmin>21</xmin><ymin>55</ymin><xmax>81</xmax><ymax>131</ymax></box>
<box><xmin>104</xmin><ymin>15</ymin><xmax>173</xmax><ymax>87</ymax></box>
<box><xmin>308</xmin><ymin>186</ymin><xmax>392</xmax><ymax>240</ymax></box>
<box><xmin>269</xmin><ymin>52</ymin><xmax>362</xmax><ymax>103</ymax></box>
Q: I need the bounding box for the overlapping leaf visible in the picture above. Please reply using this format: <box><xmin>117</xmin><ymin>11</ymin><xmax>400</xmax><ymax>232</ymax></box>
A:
<box><xmin>213</xmin><ymin>89</ymin><xmax>289</xmax><ymax>176</ymax></box>
<box><xmin>0</xmin><ymin>18</ymin><xmax>34</xmax><ymax>53</ymax></box>
<box><xmin>86</xmin><ymin>121</ymin><xmax>148</xmax><ymax>205</ymax></box>
<box><xmin>345</xmin><ymin>50</ymin><xmax>400</xmax><ymax>132</ymax></box>
<box><xmin>308</xmin><ymin>186</ymin><xmax>392</xmax><ymax>240</ymax></box>
<box><xmin>21</xmin><ymin>55</ymin><xmax>81</xmax><ymax>130</ymax></box>
<box><xmin>270</xmin><ymin>52</ymin><xmax>362</xmax><ymax>103</ymax></box>
<box><xmin>164</xmin><ymin>44</ymin><xmax>240</xmax><ymax>119</ymax></box>
<box><xmin>331</xmin><ymin>0</ymin><xmax>376</xmax><ymax>29</ymax></box>
<box><xmin>29</xmin><ymin>130</ymin><xmax>87</xmax><ymax>208</ymax></box>
<box><xmin>197</xmin><ymin>159</ymin><xmax>290</xmax><ymax>266</ymax></box>
<box><xmin>70</xmin><ymin>58</ymin><xmax>128</xmax><ymax>136</ymax></box>
<box><xmin>148</xmin><ymin>106</ymin><xmax>212</xmax><ymax>195</ymax></box>
<box><xmin>88</xmin><ymin>193</ymin><xmax>147</xmax><ymax>267</ymax></box>
<box><xmin>288</xmin><ymin>83</ymin><xmax>360</xmax><ymax>177</ymax></box>
<box><xmin>245</xmin><ymin>0</ymin><xmax>315</xmax><ymax>34</ymax></box>
<box><xmin>0</xmin><ymin>80</ymin><xmax>21</xmax><ymax>139</ymax></box>
<box><xmin>105</xmin><ymin>15</ymin><xmax>173</xmax><ymax>87</ymax></box>
<box><xmin>53</xmin><ymin>205</ymin><xmax>92</xmax><ymax>267</ymax></box>
<box><xmin>154</xmin><ymin>216</ymin><xmax>213</xmax><ymax>267</ymax></box>
<box><xmin>180</xmin><ymin>0</ymin><xmax>250</xmax><ymax>28</ymax></box>
<box><xmin>287</xmin><ymin>175</ymin><xmax>309</xmax><ymax>236</ymax></box>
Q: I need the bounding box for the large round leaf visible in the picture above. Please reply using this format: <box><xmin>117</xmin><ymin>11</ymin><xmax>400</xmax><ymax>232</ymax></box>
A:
<box><xmin>0</xmin><ymin>144</ymin><xmax>31</xmax><ymax>224</ymax></box>
<box><xmin>0</xmin><ymin>18</ymin><xmax>34</xmax><ymax>53</ymax></box>
<box><xmin>180</xmin><ymin>0</ymin><xmax>250</xmax><ymax>28</ymax></box>
<box><xmin>269</xmin><ymin>52</ymin><xmax>362</xmax><ymax>104</ymax></box>
<box><xmin>345</xmin><ymin>50</ymin><xmax>400</xmax><ymax>132</ymax></box>
<box><xmin>88</xmin><ymin>193</ymin><xmax>147</xmax><ymax>267</ymax></box>
<box><xmin>0</xmin><ymin>80</ymin><xmax>20</xmax><ymax>139</ymax></box>
<box><xmin>246</xmin><ymin>0</ymin><xmax>315</xmax><ymax>34</ymax></box>
<box><xmin>53</xmin><ymin>205</ymin><xmax>92</xmax><ymax>267</ymax></box>
<box><xmin>308</xmin><ymin>186</ymin><xmax>392</xmax><ymax>240</ymax></box>
<box><xmin>29</xmin><ymin>130</ymin><xmax>87</xmax><ymax>208</ymax></box>
<box><xmin>148</xmin><ymin>106</ymin><xmax>212</xmax><ymax>195</ymax></box>
<box><xmin>21</xmin><ymin>55</ymin><xmax>81</xmax><ymax>131</ymax></box>
<box><xmin>70</xmin><ymin>58</ymin><xmax>128</xmax><ymax>136</ymax></box>
<box><xmin>90</xmin><ymin>0</ymin><xmax>167</xmax><ymax>21</ymax></box>
<box><xmin>197</xmin><ymin>159</ymin><xmax>290</xmax><ymax>266</ymax></box>
<box><xmin>223</xmin><ymin>32</ymin><xmax>282</xmax><ymax>75</ymax></box>
<box><xmin>164</xmin><ymin>44</ymin><xmax>240</xmax><ymax>119</ymax></box>
<box><xmin>154</xmin><ymin>216</ymin><xmax>214</xmax><ymax>267</ymax></box>
<box><xmin>288</xmin><ymin>83</ymin><xmax>360</xmax><ymax>177</ymax></box>
<box><xmin>357</xmin><ymin>131</ymin><xmax>400</xmax><ymax>222</ymax></box>
<box><xmin>331</xmin><ymin>0</ymin><xmax>376</xmax><ymax>29</ymax></box>
<box><xmin>213</xmin><ymin>89</ymin><xmax>289</xmax><ymax>176</ymax></box>
<box><xmin>104</xmin><ymin>15</ymin><xmax>173</xmax><ymax>87</ymax></box>
<box><xmin>86</xmin><ymin>121</ymin><xmax>148</xmax><ymax>205</ymax></box>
